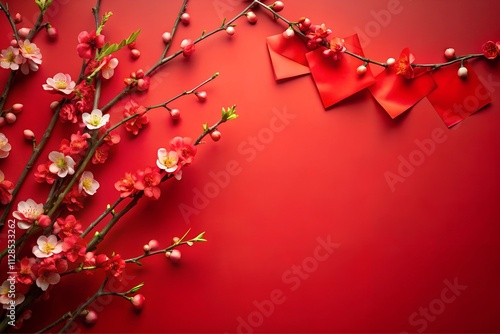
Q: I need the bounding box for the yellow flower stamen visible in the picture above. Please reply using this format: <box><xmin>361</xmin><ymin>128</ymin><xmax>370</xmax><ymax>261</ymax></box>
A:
<box><xmin>55</xmin><ymin>79</ymin><xmax>67</xmax><ymax>89</ymax></box>
<box><xmin>42</xmin><ymin>242</ymin><xmax>56</xmax><ymax>254</ymax></box>
<box><xmin>89</xmin><ymin>115</ymin><xmax>101</xmax><ymax>126</ymax></box>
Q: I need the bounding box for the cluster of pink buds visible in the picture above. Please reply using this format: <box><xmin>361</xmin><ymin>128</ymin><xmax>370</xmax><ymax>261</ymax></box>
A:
<box><xmin>127</xmin><ymin>41</ymin><xmax>141</xmax><ymax>59</ymax></box>
<box><xmin>124</xmin><ymin>69</ymin><xmax>150</xmax><ymax>91</ymax></box>
<box><xmin>0</xmin><ymin>103</ymin><xmax>23</xmax><ymax>127</ymax></box>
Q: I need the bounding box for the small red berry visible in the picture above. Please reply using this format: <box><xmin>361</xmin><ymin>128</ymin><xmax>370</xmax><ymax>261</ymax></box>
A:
<box><xmin>210</xmin><ymin>130</ymin><xmax>221</xmax><ymax>142</ymax></box>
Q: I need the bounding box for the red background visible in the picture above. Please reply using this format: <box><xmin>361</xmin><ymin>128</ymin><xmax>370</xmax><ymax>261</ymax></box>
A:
<box><xmin>1</xmin><ymin>0</ymin><xmax>500</xmax><ymax>333</ymax></box>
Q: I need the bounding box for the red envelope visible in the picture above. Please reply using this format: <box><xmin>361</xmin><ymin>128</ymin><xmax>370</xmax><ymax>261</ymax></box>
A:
<box><xmin>427</xmin><ymin>62</ymin><xmax>491</xmax><ymax>127</ymax></box>
<box><xmin>266</xmin><ymin>33</ymin><xmax>311</xmax><ymax>80</ymax></box>
<box><xmin>369</xmin><ymin>66</ymin><xmax>437</xmax><ymax>118</ymax></box>
<box><xmin>306</xmin><ymin>34</ymin><xmax>375</xmax><ymax>109</ymax></box>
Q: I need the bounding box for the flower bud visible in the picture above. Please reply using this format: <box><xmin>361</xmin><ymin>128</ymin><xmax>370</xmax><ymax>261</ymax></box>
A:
<box><xmin>457</xmin><ymin>66</ymin><xmax>468</xmax><ymax>78</ymax></box>
<box><xmin>225</xmin><ymin>26</ymin><xmax>235</xmax><ymax>36</ymax></box>
<box><xmin>10</xmin><ymin>39</ymin><xmax>18</xmax><ymax>47</ymax></box>
<box><xmin>14</xmin><ymin>13</ymin><xmax>22</xmax><ymax>24</ymax></box>
<box><xmin>356</xmin><ymin>65</ymin><xmax>367</xmax><ymax>75</ymax></box>
<box><xmin>18</xmin><ymin>27</ymin><xmax>30</xmax><ymax>39</ymax></box>
<box><xmin>169</xmin><ymin>108</ymin><xmax>180</xmax><ymax>120</ymax></box>
<box><xmin>36</xmin><ymin>214</ymin><xmax>51</xmax><ymax>228</ymax></box>
<box><xmin>166</xmin><ymin>249</ymin><xmax>181</xmax><ymax>263</ymax></box>
<box><xmin>5</xmin><ymin>113</ymin><xmax>16</xmax><ymax>124</ymax></box>
<box><xmin>130</xmin><ymin>49</ymin><xmax>141</xmax><ymax>59</ymax></box>
<box><xmin>136</xmin><ymin>77</ymin><xmax>150</xmax><ymax>91</ymax></box>
<box><xmin>246</xmin><ymin>11</ymin><xmax>257</xmax><ymax>24</ymax></box>
<box><xmin>386</xmin><ymin>58</ymin><xmax>396</xmax><ymax>66</ymax></box>
<box><xmin>298</xmin><ymin>17</ymin><xmax>311</xmax><ymax>31</ymax></box>
<box><xmin>444</xmin><ymin>48</ymin><xmax>456</xmax><ymax>60</ymax></box>
<box><xmin>84</xmin><ymin>310</ymin><xmax>98</xmax><ymax>325</ymax></box>
<box><xmin>0</xmin><ymin>117</ymin><xmax>5</xmax><ymax>128</ymax></box>
<box><xmin>272</xmin><ymin>1</ymin><xmax>284</xmax><ymax>12</ymax></box>
<box><xmin>131</xmin><ymin>294</ymin><xmax>146</xmax><ymax>310</ymax></box>
<box><xmin>12</xmin><ymin>103</ymin><xmax>23</xmax><ymax>113</ymax></box>
<box><xmin>181</xmin><ymin>13</ymin><xmax>190</xmax><ymax>25</ymax></box>
<box><xmin>47</xmin><ymin>26</ymin><xmax>58</xmax><ymax>40</ymax></box>
<box><xmin>162</xmin><ymin>32</ymin><xmax>172</xmax><ymax>44</ymax></box>
<box><xmin>127</xmin><ymin>41</ymin><xmax>136</xmax><ymax>49</ymax></box>
<box><xmin>23</xmin><ymin>129</ymin><xmax>35</xmax><ymax>140</ymax></box>
<box><xmin>210</xmin><ymin>130</ymin><xmax>221</xmax><ymax>142</ymax></box>
<box><xmin>196</xmin><ymin>91</ymin><xmax>207</xmax><ymax>102</ymax></box>
<box><xmin>124</xmin><ymin>78</ymin><xmax>135</xmax><ymax>86</ymax></box>
<box><xmin>148</xmin><ymin>239</ymin><xmax>160</xmax><ymax>251</ymax></box>
<box><xmin>135</xmin><ymin>69</ymin><xmax>145</xmax><ymax>79</ymax></box>
<box><xmin>95</xmin><ymin>254</ymin><xmax>109</xmax><ymax>267</ymax></box>
<box><xmin>172</xmin><ymin>237</ymin><xmax>180</xmax><ymax>243</ymax></box>
<box><xmin>283</xmin><ymin>28</ymin><xmax>295</xmax><ymax>39</ymax></box>
<box><xmin>143</xmin><ymin>244</ymin><xmax>150</xmax><ymax>252</ymax></box>
<box><xmin>50</xmin><ymin>101</ymin><xmax>59</xmax><ymax>110</ymax></box>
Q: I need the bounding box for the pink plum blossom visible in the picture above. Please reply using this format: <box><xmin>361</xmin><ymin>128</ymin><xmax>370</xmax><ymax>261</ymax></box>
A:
<box><xmin>78</xmin><ymin>171</ymin><xmax>100</xmax><ymax>195</ymax></box>
<box><xmin>32</xmin><ymin>235</ymin><xmax>63</xmax><ymax>258</ymax></box>
<box><xmin>48</xmin><ymin>151</ymin><xmax>76</xmax><ymax>177</ymax></box>
<box><xmin>13</xmin><ymin>198</ymin><xmax>44</xmax><ymax>229</ymax></box>
<box><xmin>101</xmin><ymin>56</ymin><xmax>119</xmax><ymax>79</ymax></box>
<box><xmin>18</xmin><ymin>40</ymin><xmax>42</xmax><ymax>74</ymax></box>
<box><xmin>42</xmin><ymin>73</ymin><xmax>76</xmax><ymax>95</ymax></box>
<box><xmin>0</xmin><ymin>133</ymin><xmax>12</xmax><ymax>158</ymax></box>
<box><xmin>0</xmin><ymin>46</ymin><xmax>23</xmax><ymax>70</ymax></box>
<box><xmin>0</xmin><ymin>280</ymin><xmax>25</xmax><ymax>309</ymax></box>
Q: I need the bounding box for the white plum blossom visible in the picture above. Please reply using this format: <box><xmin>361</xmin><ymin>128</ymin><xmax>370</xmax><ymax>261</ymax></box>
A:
<box><xmin>82</xmin><ymin>109</ymin><xmax>110</xmax><ymax>130</ymax></box>
<box><xmin>79</xmin><ymin>171</ymin><xmax>100</xmax><ymax>195</ymax></box>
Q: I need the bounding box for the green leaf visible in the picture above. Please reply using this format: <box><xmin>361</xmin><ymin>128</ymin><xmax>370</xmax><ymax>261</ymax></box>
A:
<box><xmin>97</xmin><ymin>29</ymin><xmax>141</xmax><ymax>60</ymax></box>
<box><xmin>128</xmin><ymin>282</ymin><xmax>145</xmax><ymax>293</ymax></box>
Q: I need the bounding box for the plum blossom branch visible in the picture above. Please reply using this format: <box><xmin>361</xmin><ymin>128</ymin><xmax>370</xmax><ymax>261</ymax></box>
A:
<box><xmin>254</xmin><ymin>0</ymin><xmax>491</xmax><ymax>72</ymax></box>
<box><xmin>85</xmin><ymin>103</ymin><xmax>235</xmax><ymax>252</ymax></box>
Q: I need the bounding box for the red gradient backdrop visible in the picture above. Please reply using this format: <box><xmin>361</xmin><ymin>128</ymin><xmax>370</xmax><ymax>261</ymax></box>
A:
<box><xmin>1</xmin><ymin>0</ymin><xmax>500</xmax><ymax>333</ymax></box>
